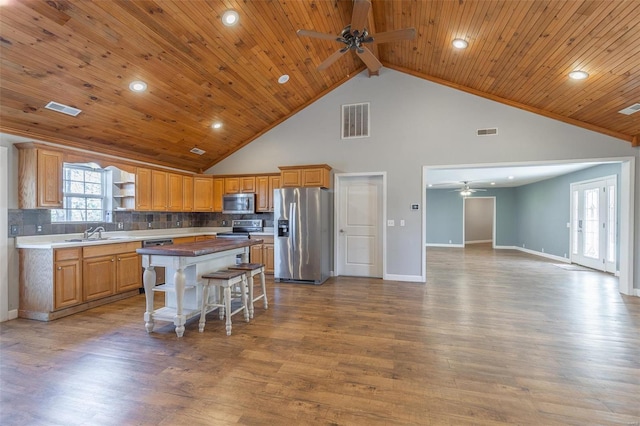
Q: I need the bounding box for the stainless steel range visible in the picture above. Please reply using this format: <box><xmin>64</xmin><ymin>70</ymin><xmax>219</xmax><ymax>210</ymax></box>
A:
<box><xmin>216</xmin><ymin>219</ymin><xmax>263</xmax><ymax>239</ymax></box>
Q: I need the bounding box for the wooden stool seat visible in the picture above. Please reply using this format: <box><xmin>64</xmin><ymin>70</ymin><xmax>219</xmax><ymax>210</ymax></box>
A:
<box><xmin>229</xmin><ymin>263</ymin><xmax>268</xmax><ymax>318</ymax></box>
<box><xmin>199</xmin><ymin>269</ymin><xmax>249</xmax><ymax>335</ymax></box>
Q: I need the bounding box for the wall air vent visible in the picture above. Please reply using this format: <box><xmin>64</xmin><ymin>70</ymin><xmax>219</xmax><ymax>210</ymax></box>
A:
<box><xmin>342</xmin><ymin>102</ymin><xmax>370</xmax><ymax>139</ymax></box>
<box><xmin>190</xmin><ymin>147</ymin><xmax>206</xmax><ymax>155</ymax></box>
<box><xmin>44</xmin><ymin>101</ymin><xmax>82</xmax><ymax>117</ymax></box>
<box><xmin>618</xmin><ymin>103</ymin><xmax>640</xmax><ymax>115</ymax></box>
<box><xmin>477</xmin><ymin>128</ymin><xmax>498</xmax><ymax>136</ymax></box>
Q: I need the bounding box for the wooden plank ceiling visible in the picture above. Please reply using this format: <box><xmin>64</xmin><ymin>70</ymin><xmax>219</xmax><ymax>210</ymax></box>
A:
<box><xmin>1</xmin><ymin>0</ymin><xmax>638</xmax><ymax>173</ymax></box>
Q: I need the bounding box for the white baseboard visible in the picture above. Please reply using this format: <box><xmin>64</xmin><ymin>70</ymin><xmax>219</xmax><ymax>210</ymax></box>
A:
<box><xmin>465</xmin><ymin>240</ymin><xmax>492</xmax><ymax>244</ymax></box>
<box><xmin>426</xmin><ymin>243</ymin><xmax>464</xmax><ymax>248</ymax></box>
<box><xmin>7</xmin><ymin>309</ymin><xmax>17</xmax><ymax>321</ymax></box>
<box><xmin>634</xmin><ymin>289</ymin><xmax>640</xmax><ymax>297</ymax></box>
<box><xmin>494</xmin><ymin>245</ymin><xmax>516</xmax><ymax>250</ymax></box>
<box><xmin>384</xmin><ymin>273</ymin><xmax>425</xmax><ymax>283</ymax></box>
<box><xmin>515</xmin><ymin>246</ymin><xmax>570</xmax><ymax>263</ymax></box>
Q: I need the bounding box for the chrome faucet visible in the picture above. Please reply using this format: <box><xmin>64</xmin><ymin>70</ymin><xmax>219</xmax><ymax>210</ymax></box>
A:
<box><xmin>84</xmin><ymin>226</ymin><xmax>105</xmax><ymax>240</ymax></box>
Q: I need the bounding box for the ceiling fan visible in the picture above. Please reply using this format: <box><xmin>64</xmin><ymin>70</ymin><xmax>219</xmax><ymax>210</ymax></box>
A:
<box><xmin>452</xmin><ymin>181</ymin><xmax>487</xmax><ymax>197</ymax></box>
<box><xmin>297</xmin><ymin>0</ymin><xmax>416</xmax><ymax>74</ymax></box>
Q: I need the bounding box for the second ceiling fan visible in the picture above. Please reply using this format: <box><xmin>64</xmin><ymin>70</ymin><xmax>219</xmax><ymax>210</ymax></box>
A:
<box><xmin>297</xmin><ymin>0</ymin><xmax>416</xmax><ymax>74</ymax></box>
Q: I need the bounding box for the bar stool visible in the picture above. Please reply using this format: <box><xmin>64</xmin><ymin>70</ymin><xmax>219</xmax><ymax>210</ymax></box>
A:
<box><xmin>199</xmin><ymin>269</ymin><xmax>249</xmax><ymax>335</ymax></box>
<box><xmin>229</xmin><ymin>263</ymin><xmax>268</xmax><ymax>319</ymax></box>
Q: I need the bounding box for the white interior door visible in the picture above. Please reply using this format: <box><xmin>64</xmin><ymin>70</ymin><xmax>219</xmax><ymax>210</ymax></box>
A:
<box><xmin>571</xmin><ymin>176</ymin><xmax>616</xmax><ymax>272</ymax></box>
<box><xmin>336</xmin><ymin>175</ymin><xmax>383</xmax><ymax>277</ymax></box>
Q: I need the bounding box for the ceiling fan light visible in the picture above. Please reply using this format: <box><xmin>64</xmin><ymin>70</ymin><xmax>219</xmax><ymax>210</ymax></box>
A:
<box><xmin>222</xmin><ymin>10</ymin><xmax>239</xmax><ymax>26</ymax></box>
<box><xmin>452</xmin><ymin>38</ymin><xmax>468</xmax><ymax>49</ymax></box>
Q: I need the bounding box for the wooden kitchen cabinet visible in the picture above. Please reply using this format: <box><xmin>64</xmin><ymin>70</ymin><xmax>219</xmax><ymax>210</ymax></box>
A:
<box><xmin>116</xmin><ymin>252</ymin><xmax>142</xmax><ymax>292</ymax></box>
<box><xmin>135</xmin><ymin>167</ymin><xmax>152</xmax><ymax>210</ymax></box>
<box><xmin>195</xmin><ymin>235</ymin><xmax>216</xmax><ymax>242</ymax></box>
<box><xmin>212</xmin><ymin>177</ymin><xmax>224</xmax><ymax>212</ymax></box>
<box><xmin>279</xmin><ymin>164</ymin><xmax>332</xmax><ymax>189</ymax></box>
<box><xmin>17</xmin><ymin>146</ymin><xmax>63</xmax><ymax>209</ymax></box>
<box><xmin>193</xmin><ymin>175</ymin><xmax>213</xmax><ymax>211</ymax></box>
<box><xmin>167</xmin><ymin>173</ymin><xmax>184</xmax><ymax>211</ymax></box>
<box><xmin>256</xmin><ymin>174</ymin><xmax>281</xmax><ymax>212</ymax></box>
<box><xmin>54</xmin><ymin>248</ymin><xmax>82</xmax><ymax>310</ymax></box>
<box><xmin>183</xmin><ymin>175</ymin><xmax>194</xmax><ymax>211</ymax></box>
<box><xmin>250</xmin><ymin>235</ymin><xmax>274</xmax><ymax>274</ymax></box>
<box><xmin>224</xmin><ymin>177</ymin><xmax>240</xmax><ymax>194</ymax></box>
<box><xmin>83</xmin><ymin>254</ymin><xmax>117</xmax><ymax>301</ymax></box>
<box><xmin>151</xmin><ymin>170</ymin><xmax>168</xmax><ymax>211</ymax></box>
<box><xmin>173</xmin><ymin>236</ymin><xmax>196</xmax><ymax>245</ymax></box>
<box><xmin>224</xmin><ymin>176</ymin><xmax>255</xmax><ymax>194</ymax></box>
<box><xmin>83</xmin><ymin>242</ymin><xmax>141</xmax><ymax>301</ymax></box>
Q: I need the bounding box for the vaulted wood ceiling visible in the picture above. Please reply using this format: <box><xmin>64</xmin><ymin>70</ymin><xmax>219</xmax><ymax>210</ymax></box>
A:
<box><xmin>1</xmin><ymin>0</ymin><xmax>638</xmax><ymax>173</ymax></box>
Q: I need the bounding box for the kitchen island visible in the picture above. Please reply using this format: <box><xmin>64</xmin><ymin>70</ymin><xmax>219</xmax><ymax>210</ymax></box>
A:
<box><xmin>137</xmin><ymin>238</ymin><xmax>263</xmax><ymax>337</ymax></box>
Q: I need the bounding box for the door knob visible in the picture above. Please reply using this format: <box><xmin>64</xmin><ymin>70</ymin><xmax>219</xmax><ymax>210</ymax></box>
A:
<box><xmin>339</xmin><ymin>229</ymin><xmax>345</xmax><ymax>233</ymax></box>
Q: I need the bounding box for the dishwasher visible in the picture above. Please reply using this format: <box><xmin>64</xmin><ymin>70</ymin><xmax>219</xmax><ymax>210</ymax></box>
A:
<box><xmin>142</xmin><ymin>238</ymin><xmax>174</xmax><ymax>287</ymax></box>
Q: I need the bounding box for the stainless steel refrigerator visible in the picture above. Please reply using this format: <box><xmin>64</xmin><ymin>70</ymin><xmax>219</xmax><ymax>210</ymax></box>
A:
<box><xmin>274</xmin><ymin>187</ymin><xmax>331</xmax><ymax>284</ymax></box>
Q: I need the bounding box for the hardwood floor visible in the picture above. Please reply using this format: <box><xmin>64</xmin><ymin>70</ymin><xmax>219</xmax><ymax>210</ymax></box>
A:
<box><xmin>1</xmin><ymin>245</ymin><xmax>639</xmax><ymax>425</ymax></box>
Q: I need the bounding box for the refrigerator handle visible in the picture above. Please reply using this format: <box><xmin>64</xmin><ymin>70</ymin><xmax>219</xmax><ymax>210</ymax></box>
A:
<box><xmin>290</xmin><ymin>202</ymin><xmax>296</xmax><ymax>248</ymax></box>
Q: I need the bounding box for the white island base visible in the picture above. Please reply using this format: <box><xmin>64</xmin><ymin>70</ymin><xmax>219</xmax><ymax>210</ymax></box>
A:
<box><xmin>139</xmin><ymin>243</ymin><xmax>253</xmax><ymax>337</ymax></box>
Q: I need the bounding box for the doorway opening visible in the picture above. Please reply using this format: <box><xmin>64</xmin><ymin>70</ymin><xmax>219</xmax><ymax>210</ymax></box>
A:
<box><xmin>463</xmin><ymin>197</ymin><xmax>496</xmax><ymax>248</ymax></box>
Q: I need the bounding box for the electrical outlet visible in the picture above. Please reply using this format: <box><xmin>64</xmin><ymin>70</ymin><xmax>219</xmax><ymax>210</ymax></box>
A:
<box><xmin>10</xmin><ymin>225</ymin><xmax>19</xmax><ymax>235</ymax></box>
<box><xmin>147</xmin><ymin>222</ymin><xmax>152</xmax><ymax>228</ymax></box>
<box><xmin>449</xmin><ymin>240</ymin><xmax>452</xmax><ymax>244</ymax></box>
<box><xmin>176</xmin><ymin>221</ymin><xmax>181</xmax><ymax>227</ymax></box>
<box><xmin>400</xmin><ymin>219</ymin><xmax>405</xmax><ymax>227</ymax></box>
<box><xmin>36</xmin><ymin>225</ymin><xmax>43</xmax><ymax>233</ymax></box>
<box><xmin>117</xmin><ymin>222</ymin><xmax>124</xmax><ymax>230</ymax></box>
<box><xmin>542</xmin><ymin>248</ymin><xmax>545</xmax><ymax>253</ymax></box>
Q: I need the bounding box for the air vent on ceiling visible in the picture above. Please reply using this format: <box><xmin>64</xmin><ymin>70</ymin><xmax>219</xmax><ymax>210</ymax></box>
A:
<box><xmin>190</xmin><ymin>147</ymin><xmax>206</xmax><ymax>155</ymax></box>
<box><xmin>342</xmin><ymin>102</ymin><xmax>370</xmax><ymax>139</ymax></box>
<box><xmin>44</xmin><ymin>101</ymin><xmax>82</xmax><ymax>117</ymax></box>
<box><xmin>477</xmin><ymin>128</ymin><xmax>498</xmax><ymax>136</ymax></box>
<box><xmin>618</xmin><ymin>103</ymin><xmax>640</xmax><ymax>115</ymax></box>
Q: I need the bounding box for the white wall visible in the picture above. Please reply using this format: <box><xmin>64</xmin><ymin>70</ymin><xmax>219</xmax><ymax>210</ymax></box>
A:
<box><xmin>209</xmin><ymin>69</ymin><xmax>639</xmax><ymax>284</ymax></box>
<box><xmin>464</xmin><ymin>197</ymin><xmax>493</xmax><ymax>243</ymax></box>
<box><xmin>1</xmin><ymin>137</ymin><xmax>19</xmax><ymax>315</ymax></box>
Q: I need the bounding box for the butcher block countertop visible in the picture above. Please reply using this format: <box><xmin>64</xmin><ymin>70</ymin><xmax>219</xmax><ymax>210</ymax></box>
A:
<box><xmin>136</xmin><ymin>238</ymin><xmax>263</xmax><ymax>257</ymax></box>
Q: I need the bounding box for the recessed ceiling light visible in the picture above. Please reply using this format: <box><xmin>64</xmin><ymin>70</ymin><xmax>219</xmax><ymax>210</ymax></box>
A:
<box><xmin>129</xmin><ymin>80</ymin><xmax>147</xmax><ymax>92</ymax></box>
<box><xmin>222</xmin><ymin>9</ymin><xmax>239</xmax><ymax>26</ymax></box>
<box><xmin>428</xmin><ymin>184</ymin><xmax>433</xmax><ymax>187</ymax></box>
<box><xmin>568</xmin><ymin>70</ymin><xmax>589</xmax><ymax>80</ymax></box>
<box><xmin>508</xmin><ymin>176</ymin><xmax>515</xmax><ymax>180</ymax></box>
<box><xmin>278</xmin><ymin>74</ymin><xmax>290</xmax><ymax>84</ymax></box>
<box><xmin>212</xmin><ymin>122</ymin><xmax>222</xmax><ymax>129</ymax></box>
<box><xmin>490</xmin><ymin>182</ymin><xmax>496</xmax><ymax>185</ymax></box>
<box><xmin>452</xmin><ymin>38</ymin><xmax>468</xmax><ymax>49</ymax></box>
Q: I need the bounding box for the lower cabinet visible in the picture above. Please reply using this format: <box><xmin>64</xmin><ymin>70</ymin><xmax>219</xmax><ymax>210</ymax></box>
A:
<box><xmin>83</xmin><ymin>242</ymin><xmax>142</xmax><ymax>301</ymax></box>
<box><xmin>54</xmin><ymin>248</ymin><xmax>82</xmax><ymax>310</ymax></box>
<box><xmin>249</xmin><ymin>236</ymin><xmax>274</xmax><ymax>274</ymax></box>
<box><xmin>18</xmin><ymin>241</ymin><xmax>142</xmax><ymax>321</ymax></box>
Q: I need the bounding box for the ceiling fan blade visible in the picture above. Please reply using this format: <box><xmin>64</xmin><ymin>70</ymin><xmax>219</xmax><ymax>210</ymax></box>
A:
<box><xmin>350</xmin><ymin>0</ymin><xmax>371</xmax><ymax>35</ymax></box>
<box><xmin>355</xmin><ymin>46</ymin><xmax>382</xmax><ymax>73</ymax></box>
<box><xmin>317</xmin><ymin>48</ymin><xmax>349</xmax><ymax>71</ymax></box>
<box><xmin>372</xmin><ymin>28</ymin><xmax>417</xmax><ymax>44</ymax></box>
<box><xmin>297</xmin><ymin>29</ymin><xmax>342</xmax><ymax>42</ymax></box>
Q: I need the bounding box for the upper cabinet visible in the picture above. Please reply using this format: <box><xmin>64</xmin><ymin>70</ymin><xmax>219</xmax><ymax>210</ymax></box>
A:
<box><xmin>212</xmin><ymin>178</ymin><xmax>224</xmax><ymax>212</ymax></box>
<box><xmin>167</xmin><ymin>173</ymin><xmax>184</xmax><ymax>211</ymax></box>
<box><xmin>193</xmin><ymin>175</ymin><xmax>213</xmax><ymax>212</ymax></box>
<box><xmin>279</xmin><ymin>164</ymin><xmax>332</xmax><ymax>189</ymax></box>
<box><xmin>183</xmin><ymin>175</ymin><xmax>194</xmax><ymax>212</ymax></box>
<box><xmin>135</xmin><ymin>167</ymin><xmax>152</xmax><ymax>211</ymax></box>
<box><xmin>18</xmin><ymin>147</ymin><xmax>63</xmax><ymax>209</ymax></box>
<box><xmin>224</xmin><ymin>176</ymin><xmax>256</xmax><ymax>194</ymax></box>
<box><xmin>256</xmin><ymin>174</ymin><xmax>281</xmax><ymax>212</ymax></box>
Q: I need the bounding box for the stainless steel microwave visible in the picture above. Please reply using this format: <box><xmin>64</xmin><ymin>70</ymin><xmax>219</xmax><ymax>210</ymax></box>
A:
<box><xmin>222</xmin><ymin>193</ymin><xmax>255</xmax><ymax>214</ymax></box>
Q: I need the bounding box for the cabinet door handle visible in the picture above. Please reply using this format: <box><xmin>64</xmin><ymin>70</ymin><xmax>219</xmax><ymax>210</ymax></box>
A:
<box><xmin>57</xmin><ymin>266</ymin><xmax>62</xmax><ymax>270</ymax></box>
<box><xmin>118</xmin><ymin>257</ymin><xmax>121</xmax><ymax>261</ymax></box>
<box><xmin>111</xmin><ymin>258</ymin><xmax>115</xmax><ymax>262</ymax></box>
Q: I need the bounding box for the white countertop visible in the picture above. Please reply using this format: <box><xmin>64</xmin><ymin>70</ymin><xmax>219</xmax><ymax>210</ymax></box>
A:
<box><xmin>15</xmin><ymin>227</ymin><xmax>276</xmax><ymax>249</ymax></box>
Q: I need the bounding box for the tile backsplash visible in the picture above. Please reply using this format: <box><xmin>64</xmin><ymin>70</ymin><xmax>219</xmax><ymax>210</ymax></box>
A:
<box><xmin>8</xmin><ymin>209</ymin><xmax>274</xmax><ymax>237</ymax></box>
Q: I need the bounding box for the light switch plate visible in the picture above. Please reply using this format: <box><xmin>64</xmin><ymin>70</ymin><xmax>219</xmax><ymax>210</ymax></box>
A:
<box><xmin>387</xmin><ymin>220</ymin><xmax>395</xmax><ymax>226</ymax></box>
